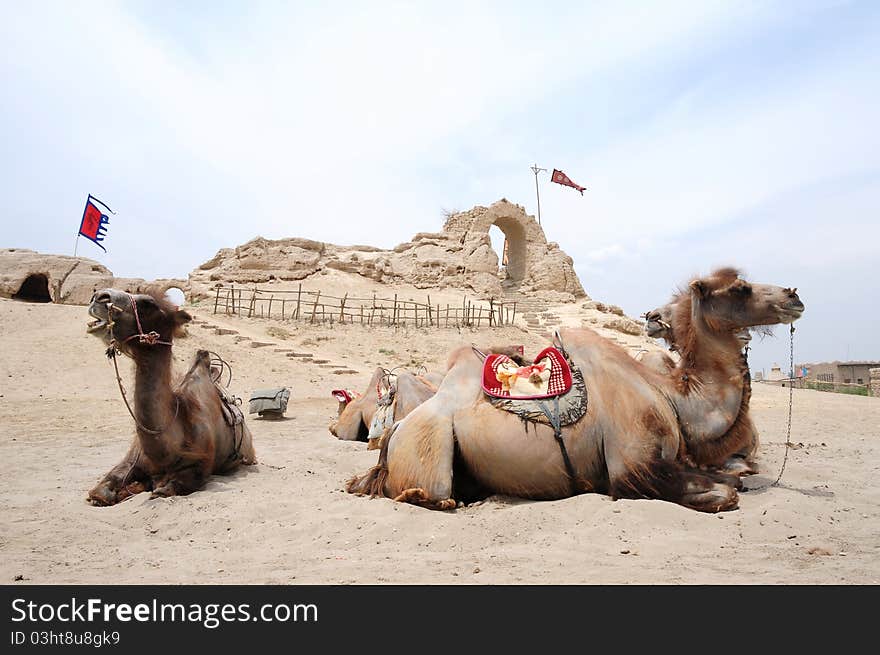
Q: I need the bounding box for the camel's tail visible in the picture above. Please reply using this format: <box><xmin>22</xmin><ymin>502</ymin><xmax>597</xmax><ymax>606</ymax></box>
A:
<box><xmin>345</xmin><ymin>424</ymin><xmax>396</xmax><ymax>497</ymax></box>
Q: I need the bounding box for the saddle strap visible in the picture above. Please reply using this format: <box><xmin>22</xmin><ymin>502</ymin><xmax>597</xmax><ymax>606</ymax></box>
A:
<box><xmin>537</xmin><ymin>396</ymin><xmax>580</xmax><ymax>496</ymax></box>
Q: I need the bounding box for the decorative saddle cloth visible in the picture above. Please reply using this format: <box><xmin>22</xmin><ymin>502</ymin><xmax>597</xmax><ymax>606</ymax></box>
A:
<box><xmin>368</xmin><ymin>374</ymin><xmax>397</xmax><ymax>441</ymax></box>
<box><xmin>481</xmin><ymin>346</ymin><xmax>588</xmax><ymax>428</ymax></box>
<box><xmin>248</xmin><ymin>387</ymin><xmax>291</xmax><ymax>417</ymax></box>
<box><xmin>331</xmin><ymin>389</ymin><xmax>358</xmax><ymax>404</ymax></box>
<box><xmin>482</xmin><ymin>347</ymin><xmax>572</xmax><ymax>399</ymax></box>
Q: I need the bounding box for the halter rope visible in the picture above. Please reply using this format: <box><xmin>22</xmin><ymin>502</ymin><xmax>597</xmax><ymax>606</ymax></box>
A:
<box><xmin>105</xmin><ymin>294</ymin><xmax>178</xmax><ymax>436</ymax></box>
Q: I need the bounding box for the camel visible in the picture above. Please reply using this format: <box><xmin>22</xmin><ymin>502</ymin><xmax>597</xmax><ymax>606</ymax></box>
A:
<box><xmin>330</xmin><ymin>368</ymin><xmax>443</xmax><ymax>448</ymax></box>
<box><xmin>642</xmin><ymin>298</ymin><xmax>759</xmax><ymax>474</ymax></box>
<box><xmin>347</xmin><ymin>269</ymin><xmax>803</xmax><ymax>513</ymax></box>
<box><xmin>85</xmin><ymin>288</ymin><xmax>256</xmax><ymax>506</ymax></box>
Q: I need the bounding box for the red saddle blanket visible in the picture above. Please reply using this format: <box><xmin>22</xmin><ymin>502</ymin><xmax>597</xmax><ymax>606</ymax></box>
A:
<box><xmin>331</xmin><ymin>389</ymin><xmax>358</xmax><ymax>404</ymax></box>
<box><xmin>482</xmin><ymin>346</ymin><xmax>573</xmax><ymax>399</ymax></box>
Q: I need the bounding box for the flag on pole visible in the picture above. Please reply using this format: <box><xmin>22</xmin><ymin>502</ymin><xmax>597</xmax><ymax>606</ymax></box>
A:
<box><xmin>550</xmin><ymin>169</ymin><xmax>586</xmax><ymax>195</ymax></box>
<box><xmin>78</xmin><ymin>194</ymin><xmax>114</xmax><ymax>252</ymax></box>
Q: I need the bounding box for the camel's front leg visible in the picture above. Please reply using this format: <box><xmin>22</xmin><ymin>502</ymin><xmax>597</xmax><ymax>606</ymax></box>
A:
<box><xmin>346</xmin><ymin>412</ymin><xmax>456</xmax><ymax>510</ymax></box>
<box><xmin>150</xmin><ymin>460</ymin><xmax>210</xmax><ymax>499</ymax></box>
<box><xmin>88</xmin><ymin>442</ymin><xmax>150</xmax><ymax>506</ymax></box>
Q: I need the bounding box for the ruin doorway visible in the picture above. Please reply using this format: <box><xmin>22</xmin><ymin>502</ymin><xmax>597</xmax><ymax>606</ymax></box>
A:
<box><xmin>488</xmin><ymin>216</ymin><xmax>526</xmax><ymax>288</ymax></box>
<box><xmin>13</xmin><ymin>274</ymin><xmax>52</xmax><ymax>303</ymax></box>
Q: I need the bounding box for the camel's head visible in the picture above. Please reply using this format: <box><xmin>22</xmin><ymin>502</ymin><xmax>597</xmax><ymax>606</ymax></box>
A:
<box><xmin>647</xmin><ymin>297</ymin><xmax>754</xmax><ymax>352</ymax></box>
<box><xmin>87</xmin><ymin>288</ymin><xmax>192</xmax><ymax>353</ymax></box>
<box><xmin>687</xmin><ymin>268</ymin><xmax>804</xmax><ymax>332</ymax></box>
<box><xmin>331</xmin><ymin>389</ymin><xmax>357</xmax><ymax>417</ymax></box>
<box><xmin>643</xmin><ymin>304</ymin><xmax>675</xmax><ymax>342</ymax></box>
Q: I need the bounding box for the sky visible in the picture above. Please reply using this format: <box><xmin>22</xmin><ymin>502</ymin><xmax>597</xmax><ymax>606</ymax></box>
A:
<box><xmin>1</xmin><ymin>0</ymin><xmax>877</xmax><ymax>376</ymax></box>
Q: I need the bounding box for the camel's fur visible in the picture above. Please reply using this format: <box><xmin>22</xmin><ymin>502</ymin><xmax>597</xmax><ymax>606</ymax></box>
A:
<box><xmin>86</xmin><ymin>289</ymin><xmax>255</xmax><ymax>506</ymax></box>
<box><xmin>347</xmin><ymin>269</ymin><xmax>803</xmax><ymax>513</ymax></box>
<box><xmin>642</xmin><ymin>284</ymin><xmax>760</xmax><ymax>473</ymax></box>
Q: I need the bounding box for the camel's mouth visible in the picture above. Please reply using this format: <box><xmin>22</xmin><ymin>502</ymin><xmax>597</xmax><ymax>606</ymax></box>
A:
<box><xmin>87</xmin><ymin>318</ymin><xmax>108</xmax><ymax>333</ymax></box>
<box><xmin>775</xmin><ymin>305</ymin><xmax>804</xmax><ymax>324</ymax></box>
<box><xmin>87</xmin><ymin>302</ymin><xmax>111</xmax><ymax>334</ymax></box>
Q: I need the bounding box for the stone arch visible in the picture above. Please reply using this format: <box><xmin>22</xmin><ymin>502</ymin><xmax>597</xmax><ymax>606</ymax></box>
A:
<box><xmin>485</xmin><ymin>215</ymin><xmax>527</xmax><ymax>284</ymax></box>
<box><xmin>13</xmin><ymin>273</ymin><xmax>52</xmax><ymax>303</ymax></box>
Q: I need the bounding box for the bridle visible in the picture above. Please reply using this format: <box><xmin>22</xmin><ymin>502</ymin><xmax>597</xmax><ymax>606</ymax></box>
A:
<box><xmin>103</xmin><ymin>293</ymin><xmax>179</xmax><ymax>437</ymax></box>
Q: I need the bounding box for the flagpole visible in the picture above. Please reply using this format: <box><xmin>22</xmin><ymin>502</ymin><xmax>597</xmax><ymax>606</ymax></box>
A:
<box><xmin>74</xmin><ymin>234</ymin><xmax>80</xmax><ymax>258</ymax></box>
<box><xmin>530</xmin><ymin>164</ymin><xmax>547</xmax><ymax>226</ymax></box>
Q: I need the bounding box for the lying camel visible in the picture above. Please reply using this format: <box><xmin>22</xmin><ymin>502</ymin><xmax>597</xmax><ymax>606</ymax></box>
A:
<box><xmin>86</xmin><ymin>289</ymin><xmax>256</xmax><ymax>505</ymax></box>
<box><xmin>347</xmin><ymin>269</ymin><xmax>803</xmax><ymax>513</ymax></box>
<box><xmin>643</xmin><ymin>298</ymin><xmax>758</xmax><ymax>474</ymax></box>
<box><xmin>330</xmin><ymin>368</ymin><xmax>443</xmax><ymax>448</ymax></box>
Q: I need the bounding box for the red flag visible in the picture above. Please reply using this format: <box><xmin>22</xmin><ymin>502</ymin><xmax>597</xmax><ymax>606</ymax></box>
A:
<box><xmin>550</xmin><ymin>169</ymin><xmax>586</xmax><ymax>195</ymax></box>
<box><xmin>78</xmin><ymin>194</ymin><xmax>114</xmax><ymax>252</ymax></box>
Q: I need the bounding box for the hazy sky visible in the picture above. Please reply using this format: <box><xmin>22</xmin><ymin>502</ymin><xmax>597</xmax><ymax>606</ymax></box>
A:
<box><xmin>2</xmin><ymin>1</ymin><xmax>877</xmax><ymax>375</ymax></box>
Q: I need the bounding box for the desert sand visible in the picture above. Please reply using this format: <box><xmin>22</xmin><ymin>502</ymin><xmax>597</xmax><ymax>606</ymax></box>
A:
<box><xmin>1</xmin><ymin>294</ymin><xmax>878</xmax><ymax>584</ymax></box>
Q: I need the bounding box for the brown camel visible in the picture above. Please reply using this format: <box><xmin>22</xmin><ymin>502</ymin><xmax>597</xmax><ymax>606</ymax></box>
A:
<box><xmin>347</xmin><ymin>269</ymin><xmax>803</xmax><ymax>513</ymax></box>
<box><xmin>642</xmin><ymin>297</ymin><xmax>758</xmax><ymax>475</ymax></box>
<box><xmin>85</xmin><ymin>289</ymin><xmax>256</xmax><ymax>506</ymax></box>
<box><xmin>330</xmin><ymin>368</ymin><xmax>444</xmax><ymax>448</ymax></box>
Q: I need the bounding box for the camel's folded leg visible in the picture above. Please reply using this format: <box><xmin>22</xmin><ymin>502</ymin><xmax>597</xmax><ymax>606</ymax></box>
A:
<box><xmin>605</xmin><ymin>439</ymin><xmax>739</xmax><ymax>513</ymax></box>
<box><xmin>150</xmin><ymin>460</ymin><xmax>210</xmax><ymax>499</ymax></box>
<box><xmin>347</xmin><ymin>412</ymin><xmax>456</xmax><ymax>510</ymax></box>
<box><xmin>88</xmin><ymin>441</ymin><xmax>149</xmax><ymax>507</ymax></box>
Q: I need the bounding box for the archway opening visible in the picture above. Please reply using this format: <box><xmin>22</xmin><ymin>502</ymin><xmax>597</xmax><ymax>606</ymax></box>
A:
<box><xmin>13</xmin><ymin>274</ymin><xmax>51</xmax><ymax>303</ymax></box>
<box><xmin>164</xmin><ymin>287</ymin><xmax>186</xmax><ymax>308</ymax></box>
<box><xmin>490</xmin><ymin>217</ymin><xmax>527</xmax><ymax>286</ymax></box>
<box><xmin>488</xmin><ymin>225</ymin><xmax>507</xmax><ymax>277</ymax></box>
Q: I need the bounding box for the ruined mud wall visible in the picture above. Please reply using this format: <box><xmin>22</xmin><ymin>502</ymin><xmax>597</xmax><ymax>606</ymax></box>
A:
<box><xmin>190</xmin><ymin>199</ymin><xmax>586</xmax><ymax>301</ymax></box>
<box><xmin>0</xmin><ymin>249</ymin><xmax>185</xmax><ymax>305</ymax></box>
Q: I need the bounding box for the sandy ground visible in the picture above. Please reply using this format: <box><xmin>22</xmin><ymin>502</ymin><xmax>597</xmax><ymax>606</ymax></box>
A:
<box><xmin>0</xmin><ymin>296</ymin><xmax>878</xmax><ymax>584</ymax></box>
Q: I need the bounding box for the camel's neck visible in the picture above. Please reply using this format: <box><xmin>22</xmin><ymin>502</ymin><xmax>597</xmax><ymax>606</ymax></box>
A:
<box><xmin>132</xmin><ymin>346</ymin><xmax>176</xmax><ymax>456</ymax></box>
<box><xmin>670</xmin><ymin>324</ymin><xmax>746</xmax><ymax>452</ymax></box>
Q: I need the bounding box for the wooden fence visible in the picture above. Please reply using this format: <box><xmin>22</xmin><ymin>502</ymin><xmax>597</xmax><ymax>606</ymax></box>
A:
<box><xmin>212</xmin><ymin>284</ymin><xmax>517</xmax><ymax>328</ymax></box>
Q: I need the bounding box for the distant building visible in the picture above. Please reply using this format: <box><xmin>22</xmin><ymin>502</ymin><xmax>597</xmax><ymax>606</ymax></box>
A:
<box><xmin>799</xmin><ymin>361</ymin><xmax>880</xmax><ymax>386</ymax></box>
<box><xmin>765</xmin><ymin>364</ymin><xmax>787</xmax><ymax>382</ymax></box>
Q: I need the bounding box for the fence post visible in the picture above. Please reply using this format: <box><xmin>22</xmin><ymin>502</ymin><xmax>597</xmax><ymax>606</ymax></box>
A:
<box><xmin>268</xmin><ymin>294</ymin><xmax>274</xmax><ymax>319</ymax></box>
<box><xmin>281</xmin><ymin>298</ymin><xmax>286</xmax><ymax>320</ymax></box>
<box><xmin>393</xmin><ymin>294</ymin><xmax>398</xmax><ymax>326</ymax></box>
<box><xmin>295</xmin><ymin>283</ymin><xmax>302</xmax><ymax>320</ymax></box>
<box><xmin>310</xmin><ymin>290</ymin><xmax>321</xmax><ymax>324</ymax></box>
<box><xmin>213</xmin><ymin>287</ymin><xmax>220</xmax><ymax>314</ymax></box>
<box><xmin>228</xmin><ymin>283</ymin><xmax>234</xmax><ymax>314</ymax></box>
<box><xmin>489</xmin><ymin>298</ymin><xmax>495</xmax><ymax>327</ymax></box>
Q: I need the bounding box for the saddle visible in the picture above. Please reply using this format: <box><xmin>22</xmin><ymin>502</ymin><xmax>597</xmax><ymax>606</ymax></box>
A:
<box><xmin>482</xmin><ymin>346</ymin><xmax>572</xmax><ymax>399</ymax></box>
<box><xmin>478</xmin><ymin>340</ymin><xmax>588</xmax><ymax>495</ymax></box>
<box><xmin>217</xmin><ymin>384</ymin><xmax>245</xmax><ymax>427</ymax></box>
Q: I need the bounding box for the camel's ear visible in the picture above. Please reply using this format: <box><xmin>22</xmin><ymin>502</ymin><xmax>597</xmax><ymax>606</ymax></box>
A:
<box><xmin>689</xmin><ymin>279</ymin><xmax>710</xmax><ymax>299</ymax></box>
